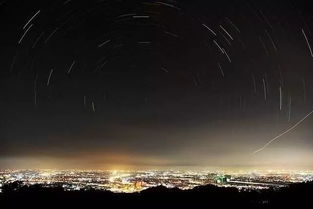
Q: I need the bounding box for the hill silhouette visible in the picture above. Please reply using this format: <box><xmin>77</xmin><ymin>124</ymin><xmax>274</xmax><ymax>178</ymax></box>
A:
<box><xmin>1</xmin><ymin>181</ymin><xmax>312</xmax><ymax>209</ymax></box>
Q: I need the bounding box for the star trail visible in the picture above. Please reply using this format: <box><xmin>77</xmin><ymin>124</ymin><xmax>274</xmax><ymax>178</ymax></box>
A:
<box><xmin>0</xmin><ymin>0</ymin><xmax>313</xmax><ymax>170</ymax></box>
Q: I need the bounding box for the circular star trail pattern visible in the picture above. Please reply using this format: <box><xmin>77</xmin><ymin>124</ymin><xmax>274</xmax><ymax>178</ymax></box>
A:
<box><xmin>0</xmin><ymin>0</ymin><xmax>313</xmax><ymax>169</ymax></box>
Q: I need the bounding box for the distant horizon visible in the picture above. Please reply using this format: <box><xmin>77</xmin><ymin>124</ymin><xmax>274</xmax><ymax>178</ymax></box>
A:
<box><xmin>2</xmin><ymin>165</ymin><xmax>313</xmax><ymax>173</ymax></box>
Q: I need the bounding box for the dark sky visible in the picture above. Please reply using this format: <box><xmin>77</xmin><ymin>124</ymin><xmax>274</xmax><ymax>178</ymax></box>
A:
<box><xmin>1</xmin><ymin>0</ymin><xmax>313</xmax><ymax>170</ymax></box>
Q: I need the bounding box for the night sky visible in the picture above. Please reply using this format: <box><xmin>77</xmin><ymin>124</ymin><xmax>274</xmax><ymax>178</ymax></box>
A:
<box><xmin>1</xmin><ymin>0</ymin><xmax>313</xmax><ymax>170</ymax></box>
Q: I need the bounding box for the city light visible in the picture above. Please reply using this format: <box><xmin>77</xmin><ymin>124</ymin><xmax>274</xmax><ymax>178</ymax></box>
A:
<box><xmin>1</xmin><ymin>169</ymin><xmax>313</xmax><ymax>193</ymax></box>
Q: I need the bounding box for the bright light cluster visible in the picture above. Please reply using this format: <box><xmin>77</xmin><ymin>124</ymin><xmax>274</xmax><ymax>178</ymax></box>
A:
<box><xmin>1</xmin><ymin>169</ymin><xmax>312</xmax><ymax>193</ymax></box>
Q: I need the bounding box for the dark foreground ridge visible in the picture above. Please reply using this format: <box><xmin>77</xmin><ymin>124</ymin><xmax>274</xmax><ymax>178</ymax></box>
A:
<box><xmin>1</xmin><ymin>181</ymin><xmax>313</xmax><ymax>209</ymax></box>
